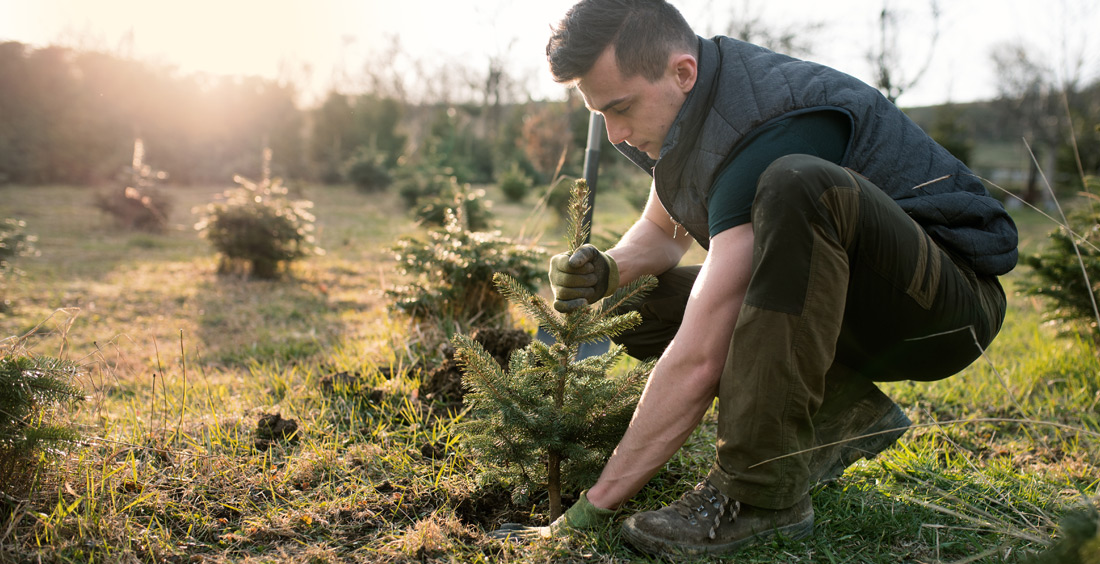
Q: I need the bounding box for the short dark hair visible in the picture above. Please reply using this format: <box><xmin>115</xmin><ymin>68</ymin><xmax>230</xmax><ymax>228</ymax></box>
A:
<box><xmin>547</xmin><ymin>0</ymin><xmax>697</xmax><ymax>84</ymax></box>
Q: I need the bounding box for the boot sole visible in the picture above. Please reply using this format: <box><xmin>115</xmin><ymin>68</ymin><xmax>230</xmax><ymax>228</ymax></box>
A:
<box><xmin>622</xmin><ymin>512</ymin><xmax>814</xmax><ymax>556</ymax></box>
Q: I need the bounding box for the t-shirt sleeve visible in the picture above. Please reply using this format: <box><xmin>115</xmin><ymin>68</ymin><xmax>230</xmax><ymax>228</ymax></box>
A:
<box><xmin>707</xmin><ymin>110</ymin><xmax>851</xmax><ymax>237</ymax></box>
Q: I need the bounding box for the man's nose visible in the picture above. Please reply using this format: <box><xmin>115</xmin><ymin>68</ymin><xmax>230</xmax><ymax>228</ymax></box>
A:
<box><xmin>604</xmin><ymin>116</ymin><xmax>629</xmax><ymax>145</ymax></box>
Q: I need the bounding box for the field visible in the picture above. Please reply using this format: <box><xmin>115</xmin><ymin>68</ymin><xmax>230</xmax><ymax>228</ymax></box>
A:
<box><xmin>1</xmin><ymin>181</ymin><xmax>1098</xmax><ymax>563</ymax></box>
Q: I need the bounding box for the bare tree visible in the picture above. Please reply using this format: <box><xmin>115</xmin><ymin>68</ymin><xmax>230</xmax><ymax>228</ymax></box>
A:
<box><xmin>991</xmin><ymin>41</ymin><xmax>1067</xmax><ymax>204</ymax></box>
<box><xmin>698</xmin><ymin>0</ymin><xmax>821</xmax><ymax>57</ymax></box>
<box><xmin>867</xmin><ymin>0</ymin><xmax>941</xmax><ymax>104</ymax></box>
<box><xmin>359</xmin><ymin>35</ymin><xmax>410</xmax><ymax>103</ymax></box>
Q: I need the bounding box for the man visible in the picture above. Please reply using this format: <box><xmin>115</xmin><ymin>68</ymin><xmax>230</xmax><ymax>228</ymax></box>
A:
<box><xmin>531</xmin><ymin>0</ymin><xmax>1016</xmax><ymax>557</ymax></box>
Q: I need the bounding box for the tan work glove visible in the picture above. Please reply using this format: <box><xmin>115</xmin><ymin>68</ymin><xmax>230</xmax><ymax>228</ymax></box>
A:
<box><xmin>548</xmin><ymin>244</ymin><xmax>619</xmax><ymax>313</ymax></box>
<box><xmin>488</xmin><ymin>491</ymin><xmax>617</xmax><ymax>541</ymax></box>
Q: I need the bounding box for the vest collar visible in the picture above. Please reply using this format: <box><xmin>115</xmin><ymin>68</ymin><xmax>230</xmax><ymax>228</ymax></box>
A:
<box><xmin>659</xmin><ymin>36</ymin><xmax>719</xmax><ymax>163</ymax></box>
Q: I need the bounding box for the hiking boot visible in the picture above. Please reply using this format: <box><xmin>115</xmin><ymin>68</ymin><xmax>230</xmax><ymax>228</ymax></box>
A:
<box><xmin>621</xmin><ymin>481</ymin><xmax>814</xmax><ymax>557</ymax></box>
<box><xmin>809</xmin><ymin>386</ymin><xmax>911</xmax><ymax>485</ymax></box>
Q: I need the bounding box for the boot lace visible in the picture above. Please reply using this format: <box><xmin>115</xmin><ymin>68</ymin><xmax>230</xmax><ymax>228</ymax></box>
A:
<box><xmin>670</xmin><ymin>481</ymin><xmax>740</xmax><ymax>539</ymax></box>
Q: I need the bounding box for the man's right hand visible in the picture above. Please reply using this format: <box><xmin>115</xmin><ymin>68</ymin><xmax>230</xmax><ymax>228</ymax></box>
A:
<box><xmin>488</xmin><ymin>490</ymin><xmax>616</xmax><ymax>542</ymax></box>
<box><xmin>548</xmin><ymin>244</ymin><xmax>619</xmax><ymax>313</ymax></box>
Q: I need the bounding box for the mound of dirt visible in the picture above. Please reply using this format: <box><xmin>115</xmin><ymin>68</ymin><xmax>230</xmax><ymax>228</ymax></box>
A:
<box><xmin>454</xmin><ymin>485</ymin><xmax>535</xmax><ymax>528</ymax></box>
<box><xmin>419</xmin><ymin>327</ymin><xmax>532</xmax><ymax>406</ymax></box>
<box><xmin>254</xmin><ymin>413</ymin><xmax>299</xmax><ymax>449</ymax></box>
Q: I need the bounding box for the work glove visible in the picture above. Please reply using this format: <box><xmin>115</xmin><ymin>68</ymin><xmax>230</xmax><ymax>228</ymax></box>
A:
<box><xmin>548</xmin><ymin>244</ymin><xmax>619</xmax><ymax>313</ymax></box>
<box><xmin>488</xmin><ymin>491</ymin><xmax>616</xmax><ymax>541</ymax></box>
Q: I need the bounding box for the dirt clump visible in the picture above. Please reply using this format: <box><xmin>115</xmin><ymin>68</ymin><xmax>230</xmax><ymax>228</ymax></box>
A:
<box><xmin>254</xmin><ymin>413</ymin><xmax>299</xmax><ymax>449</ymax></box>
<box><xmin>454</xmin><ymin>484</ymin><xmax>543</xmax><ymax>528</ymax></box>
<box><xmin>419</xmin><ymin>327</ymin><xmax>531</xmax><ymax>406</ymax></box>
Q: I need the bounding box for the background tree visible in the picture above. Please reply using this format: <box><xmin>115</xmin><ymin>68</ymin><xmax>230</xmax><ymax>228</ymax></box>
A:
<box><xmin>1057</xmin><ymin>81</ymin><xmax>1100</xmax><ymax>194</ymax></box>
<box><xmin>927</xmin><ymin>103</ymin><xmax>975</xmax><ymax>165</ymax></box>
<box><xmin>0</xmin><ymin>42</ymin><xmax>306</xmax><ymax>186</ymax></box>
<box><xmin>867</xmin><ymin>0</ymin><xmax>941</xmax><ymax>104</ymax></box>
<box><xmin>991</xmin><ymin>41</ymin><xmax>1067</xmax><ymax>205</ymax></box>
<box><xmin>310</xmin><ymin>91</ymin><xmax>406</xmax><ymax>184</ymax></box>
<box><xmin>697</xmin><ymin>0</ymin><xmax>821</xmax><ymax>57</ymax></box>
<box><xmin>387</xmin><ymin>199</ymin><xmax>542</xmax><ymax>326</ymax></box>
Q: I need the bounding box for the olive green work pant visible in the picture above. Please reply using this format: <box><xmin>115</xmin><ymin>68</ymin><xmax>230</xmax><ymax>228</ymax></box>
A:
<box><xmin>613</xmin><ymin>154</ymin><xmax>1008</xmax><ymax>509</ymax></box>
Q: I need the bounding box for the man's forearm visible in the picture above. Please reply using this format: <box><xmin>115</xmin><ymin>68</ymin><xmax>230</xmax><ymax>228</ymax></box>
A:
<box><xmin>608</xmin><ymin>217</ymin><xmax>692</xmax><ymax>286</ymax></box>
<box><xmin>585</xmin><ymin>225</ymin><xmax>754</xmax><ymax>511</ymax></box>
<box><xmin>586</xmin><ymin>355</ymin><xmax>721</xmax><ymax>509</ymax></box>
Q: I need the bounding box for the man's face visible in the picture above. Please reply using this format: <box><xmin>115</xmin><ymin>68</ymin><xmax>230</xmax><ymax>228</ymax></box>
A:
<box><xmin>577</xmin><ymin>46</ymin><xmax>695</xmax><ymax>160</ymax></box>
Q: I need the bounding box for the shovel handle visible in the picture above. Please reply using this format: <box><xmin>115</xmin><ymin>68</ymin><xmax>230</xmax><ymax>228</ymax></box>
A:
<box><xmin>582</xmin><ymin>112</ymin><xmax>604</xmax><ymax>244</ymax></box>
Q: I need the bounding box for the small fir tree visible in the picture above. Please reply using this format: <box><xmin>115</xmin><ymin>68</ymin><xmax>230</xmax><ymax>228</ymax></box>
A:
<box><xmin>413</xmin><ymin>176</ymin><xmax>495</xmax><ymax>231</ymax></box>
<box><xmin>194</xmin><ymin>147</ymin><xmax>321</xmax><ymax>279</ymax></box>
<box><xmin>387</xmin><ymin>195</ymin><xmax>543</xmax><ymax>326</ymax></box>
<box><xmin>498</xmin><ymin>163</ymin><xmax>533</xmax><ymax>203</ymax></box>
<box><xmin>0</xmin><ymin>354</ymin><xmax>84</xmax><ymax>505</ymax></box>
<box><xmin>345</xmin><ymin>147</ymin><xmax>393</xmax><ymax>193</ymax></box>
<box><xmin>1020</xmin><ymin>196</ymin><xmax>1100</xmax><ymax>343</ymax></box>
<box><xmin>1025</xmin><ymin>497</ymin><xmax>1100</xmax><ymax>564</ymax></box>
<box><xmin>455</xmin><ymin>179</ymin><xmax>657</xmax><ymax>521</ymax></box>
<box><xmin>95</xmin><ymin>138</ymin><xmax>172</xmax><ymax>232</ymax></box>
<box><xmin>0</xmin><ymin>218</ymin><xmax>37</xmax><ymax>312</ymax></box>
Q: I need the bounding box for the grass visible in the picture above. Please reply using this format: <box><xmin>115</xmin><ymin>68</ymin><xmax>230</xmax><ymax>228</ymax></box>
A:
<box><xmin>0</xmin><ymin>181</ymin><xmax>1098</xmax><ymax>563</ymax></box>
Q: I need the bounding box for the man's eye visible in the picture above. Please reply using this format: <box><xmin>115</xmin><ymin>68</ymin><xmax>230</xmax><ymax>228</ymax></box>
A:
<box><xmin>615</xmin><ymin>106</ymin><xmax>631</xmax><ymax>115</ymax></box>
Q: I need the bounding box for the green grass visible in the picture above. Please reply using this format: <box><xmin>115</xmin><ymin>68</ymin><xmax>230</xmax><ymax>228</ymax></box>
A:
<box><xmin>1</xmin><ymin>184</ymin><xmax>1098</xmax><ymax>563</ymax></box>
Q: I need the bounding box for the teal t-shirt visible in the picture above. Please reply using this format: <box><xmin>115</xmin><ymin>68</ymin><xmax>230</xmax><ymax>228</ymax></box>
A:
<box><xmin>707</xmin><ymin>110</ymin><xmax>851</xmax><ymax>237</ymax></box>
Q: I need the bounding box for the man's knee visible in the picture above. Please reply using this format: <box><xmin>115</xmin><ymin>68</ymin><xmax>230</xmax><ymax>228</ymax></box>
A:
<box><xmin>757</xmin><ymin>154</ymin><xmax>848</xmax><ymax>201</ymax></box>
<box><xmin>762</xmin><ymin>153</ymin><xmax>835</xmax><ymax>180</ymax></box>
<box><xmin>753</xmin><ymin>154</ymin><xmax>856</xmax><ymax>226</ymax></box>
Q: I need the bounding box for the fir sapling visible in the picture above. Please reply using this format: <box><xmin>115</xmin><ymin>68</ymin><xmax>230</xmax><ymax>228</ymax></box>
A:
<box><xmin>388</xmin><ymin>200</ymin><xmax>543</xmax><ymax>326</ymax></box>
<box><xmin>455</xmin><ymin>179</ymin><xmax>658</xmax><ymax>521</ymax></box>
<box><xmin>0</xmin><ymin>354</ymin><xmax>84</xmax><ymax>504</ymax></box>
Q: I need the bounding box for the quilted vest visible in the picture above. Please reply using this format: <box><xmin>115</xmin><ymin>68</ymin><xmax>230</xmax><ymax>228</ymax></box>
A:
<box><xmin>616</xmin><ymin>36</ymin><xmax>1018</xmax><ymax>276</ymax></box>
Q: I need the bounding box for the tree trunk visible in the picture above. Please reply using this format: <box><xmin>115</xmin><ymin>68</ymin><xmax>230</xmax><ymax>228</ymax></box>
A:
<box><xmin>1025</xmin><ymin>156</ymin><xmax>1040</xmax><ymax>205</ymax></box>
<box><xmin>549</xmin><ymin>354</ymin><xmax>566</xmax><ymax>522</ymax></box>
<box><xmin>548</xmin><ymin>450</ymin><xmax>562</xmax><ymax>521</ymax></box>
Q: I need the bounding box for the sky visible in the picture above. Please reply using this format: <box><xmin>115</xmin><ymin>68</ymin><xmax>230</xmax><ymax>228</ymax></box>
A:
<box><xmin>1</xmin><ymin>0</ymin><xmax>1097</xmax><ymax>108</ymax></box>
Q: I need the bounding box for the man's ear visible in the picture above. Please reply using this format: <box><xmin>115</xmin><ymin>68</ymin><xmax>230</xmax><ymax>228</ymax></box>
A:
<box><xmin>670</xmin><ymin>53</ymin><xmax>697</xmax><ymax>92</ymax></box>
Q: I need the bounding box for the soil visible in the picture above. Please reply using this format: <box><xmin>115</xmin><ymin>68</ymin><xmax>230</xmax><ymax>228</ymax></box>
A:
<box><xmin>454</xmin><ymin>484</ymin><xmax>535</xmax><ymax>528</ymax></box>
<box><xmin>418</xmin><ymin>327</ymin><xmax>531</xmax><ymax>406</ymax></box>
<box><xmin>254</xmin><ymin>412</ymin><xmax>299</xmax><ymax>449</ymax></box>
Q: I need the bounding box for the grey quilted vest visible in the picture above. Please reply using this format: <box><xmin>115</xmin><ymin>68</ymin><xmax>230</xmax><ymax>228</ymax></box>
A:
<box><xmin>616</xmin><ymin>36</ymin><xmax>1018</xmax><ymax>276</ymax></box>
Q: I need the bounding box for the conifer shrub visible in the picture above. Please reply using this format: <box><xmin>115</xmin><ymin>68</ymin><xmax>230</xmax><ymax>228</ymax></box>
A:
<box><xmin>0</xmin><ymin>354</ymin><xmax>84</xmax><ymax>508</ymax></box>
<box><xmin>498</xmin><ymin>164</ymin><xmax>533</xmax><ymax>203</ymax></box>
<box><xmin>95</xmin><ymin>138</ymin><xmax>172</xmax><ymax>232</ymax></box>
<box><xmin>395</xmin><ymin>164</ymin><xmax>454</xmax><ymax>208</ymax></box>
<box><xmin>195</xmin><ymin>148</ymin><xmax>321</xmax><ymax>279</ymax></box>
<box><xmin>1025</xmin><ymin>497</ymin><xmax>1100</xmax><ymax>564</ymax></box>
<box><xmin>387</xmin><ymin>205</ymin><xmax>543</xmax><ymax>326</ymax></box>
<box><xmin>0</xmin><ymin>218</ymin><xmax>37</xmax><ymax>313</ymax></box>
<box><xmin>394</xmin><ymin>164</ymin><xmax>493</xmax><ymax>230</ymax></box>
<box><xmin>1020</xmin><ymin>192</ymin><xmax>1100</xmax><ymax>343</ymax></box>
<box><xmin>345</xmin><ymin>148</ymin><xmax>393</xmax><ymax>193</ymax></box>
<box><xmin>0</xmin><ymin>218</ymin><xmax>35</xmax><ymax>274</ymax></box>
<box><xmin>414</xmin><ymin>183</ymin><xmax>494</xmax><ymax>232</ymax></box>
<box><xmin>454</xmin><ymin>179</ymin><xmax>658</xmax><ymax>520</ymax></box>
